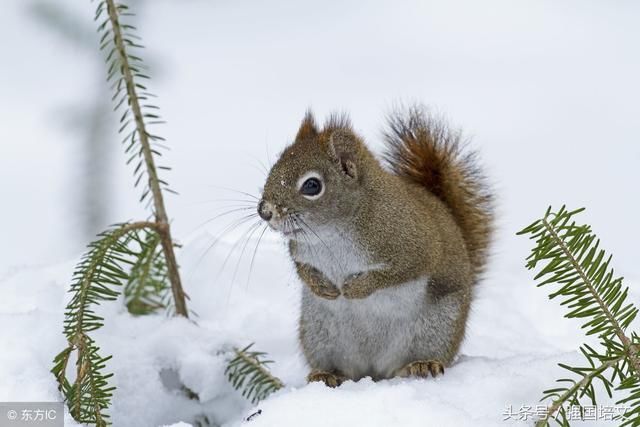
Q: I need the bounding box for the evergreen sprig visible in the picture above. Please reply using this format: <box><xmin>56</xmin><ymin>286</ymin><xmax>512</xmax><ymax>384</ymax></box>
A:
<box><xmin>518</xmin><ymin>206</ymin><xmax>640</xmax><ymax>426</ymax></box>
<box><xmin>124</xmin><ymin>228</ymin><xmax>169</xmax><ymax>315</ymax></box>
<box><xmin>226</xmin><ymin>344</ymin><xmax>284</xmax><ymax>403</ymax></box>
<box><xmin>52</xmin><ymin>1</ymin><xmax>190</xmax><ymax>424</ymax></box>
<box><xmin>52</xmin><ymin>222</ymin><xmax>156</xmax><ymax>425</ymax></box>
<box><xmin>95</xmin><ymin>0</ymin><xmax>171</xmax><ymax>203</ymax></box>
<box><xmin>96</xmin><ymin>0</ymin><xmax>188</xmax><ymax>317</ymax></box>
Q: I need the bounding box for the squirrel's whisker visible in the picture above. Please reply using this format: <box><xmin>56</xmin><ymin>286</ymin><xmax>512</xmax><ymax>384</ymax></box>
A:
<box><xmin>295</xmin><ymin>215</ymin><xmax>346</xmax><ymax>273</ymax></box>
<box><xmin>184</xmin><ymin>198</ymin><xmax>258</xmax><ymax>207</ymax></box>
<box><xmin>219</xmin><ymin>220</ymin><xmax>263</xmax><ymax>311</ymax></box>
<box><xmin>184</xmin><ymin>213</ymin><xmax>259</xmax><ymax>283</ymax></box>
<box><xmin>229</xmin><ymin>220</ymin><xmax>264</xmax><ymax>290</ymax></box>
<box><xmin>248</xmin><ymin>162</ymin><xmax>268</xmax><ymax>178</ymax></box>
<box><xmin>207</xmin><ymin>185</ymin><xmax>259</xmax><ymax>200</ymax></box>
<box><xmin>245</xmin><ymin>223</ymin><xmax>269</xmax><ymax>291</ymax></box>
<box><xmin>243</xmin><ymin>152</ymin><xmax>270</xmax><ymax>177</ymax></box>
<box><xmin>216</xmin><ymin>220</ymin><xmax>262</xmax><ymax>283</ymax></box>
<box><xmin>292</xmin><ymin>217</ymin><xmax>336</xmax><ymax>277</ymax></box>
<box><xmin>220</xmin><ymin>219</ymin><xmax>262</xmax><ymax>311</ymax></box>
<box><xmin>186</xmin><ymin>207</ymin><xmax>256</xmax><ymax>237</ymax></box>
<box><xmin>265</xmin><ymin>140</ymin><xmax>274</xmax><ymax>170</ymax></box>
<box><xmin>293</xmin><ymin>221</ymin><xmax>320</xmax><ymax>266</ymax></box>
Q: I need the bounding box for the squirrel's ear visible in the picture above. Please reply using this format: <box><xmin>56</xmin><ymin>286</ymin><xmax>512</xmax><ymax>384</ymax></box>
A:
<box><xmin>328</xmin><ymin>131</ymin><xmax>358</xmax><ymax>179</ymax></box>
<box><xmin>295</xmin><ymin>111</ymin><xmax>318</xmax><ymax>141</ymax></box>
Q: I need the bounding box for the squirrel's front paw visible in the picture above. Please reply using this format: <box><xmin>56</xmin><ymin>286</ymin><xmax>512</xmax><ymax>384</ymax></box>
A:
<box><xmin>297</xmin><ymin>263</ymin><xmax>340</xmax><ymax>300</ymax></box>
<box><xmin>308</xmin><ymin>280</ymin><xmax>340</xmax><ymax>300</ymax></box>
<box><xmin>342</xmin><ymin>273</ymin><xmax>375</xmax><ymax>299</ymax></box>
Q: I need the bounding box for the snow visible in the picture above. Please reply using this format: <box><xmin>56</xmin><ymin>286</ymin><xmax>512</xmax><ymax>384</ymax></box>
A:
<box><xmin>2</xmin><ymin>232</ymin><xmax>638</xmax><ymax>426</ymax></box>
<box><xmin>2</xmin><ymin>0</ymin><xmax>640</xmax><ymax>426</ymax></box>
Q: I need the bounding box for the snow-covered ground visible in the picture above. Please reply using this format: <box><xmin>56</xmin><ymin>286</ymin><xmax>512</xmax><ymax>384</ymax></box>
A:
<box><xmin>1</xmin><ymin>0</ymin><xmax>640</xmax><ymax>426</ymax></box>
<box><xmin>2</xmin><ymin>231</ymin><xmax>638</xmax><ymax>426</ymax></box>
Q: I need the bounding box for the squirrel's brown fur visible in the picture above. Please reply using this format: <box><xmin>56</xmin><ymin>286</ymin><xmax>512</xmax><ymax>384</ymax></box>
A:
<box><xmin>383</xmin><ymin>106</ymin><xmax>493</xmax><ymax>280</ymax></box>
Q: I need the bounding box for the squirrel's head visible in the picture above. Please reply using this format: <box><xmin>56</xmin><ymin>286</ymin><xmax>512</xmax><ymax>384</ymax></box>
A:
<box><xmin>258</xmin><ymin>111</ymin><xmax>374</xmax><ymax>239</ymax></box>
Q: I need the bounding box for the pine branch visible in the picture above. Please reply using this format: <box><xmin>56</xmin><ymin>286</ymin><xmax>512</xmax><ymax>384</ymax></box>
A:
<box><xmin>226</xmin><ymin>344</ymin><xmax>284</xmax><ymax>403</ymax></box>
<box><xmin>536</xmin><ymin>352</ymin><xmax>624</xmax><ymax>426</ymax></box>
<box><xmin>52</xmin><ymin>221</ymin><xmax>156</xmax><ymax>424</ymax></box>
<box><xmin>519</xmin><ymin>206</ymin><xmax>640</xmax><ymax>425</ymax></box>
<box><xmin>618</xmin><ymin>333</ymin><xmax>640</xmax><ymax>426</ymax></box>
<box><xmin>52</xmin><ymin>1</ymin><xmax>193</xmax><ymax>424</ymax></box>
<box><xmin>70</xmin><ymin>336</ymin><xmax>114</xmax><ymax>426</ymax></box>
<box><xmin>519</xmin><ymin>206</ymin><xmax>639</xmax><ymax>367</ymax></box>
<box><xmin>124</xmin><ymin>228</ymin><xmax>169</xmax><ymax>315</ymax></box>
<box><xmin>96</xmin><ymin>0</ymin><xmax>188</xmax><ymax>317</ymax></box>
<box><xmin>63</xmin><ymin>222</ymin><xmax>156</xmax><ymax>338</ymax></box>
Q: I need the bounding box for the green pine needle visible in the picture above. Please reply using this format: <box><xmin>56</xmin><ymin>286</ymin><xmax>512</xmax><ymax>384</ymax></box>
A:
<box><xmin>124</xmin><ymin>228</ymin><xmax>170</xmax><ymax>315</ymax></box>
<box><xmin>226</xmin><ymin>344</ymin><xmax>284</xmax><ymax>404</ymax></box>
<box><xmin>95</xmin><ymin>0</ymin><xmax>173</xmax><ymax>205</ymax></box>
<box><xmin>518</xmin><ymin>206</ymin><xmax>640</xmax><ymax>426</ymax></box>
<box><xmin>52</xmin><ymin>222</ymin><xmax>156</xmax><ymax>425</ymax></box>
<box><xmin>52</xmin><ymin>1</ymin><xmax>188</xmax><ymax>424</ymax></box>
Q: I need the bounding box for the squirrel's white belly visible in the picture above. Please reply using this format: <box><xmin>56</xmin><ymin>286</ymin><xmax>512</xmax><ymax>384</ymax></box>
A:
<box><xmin>322</xmin><ymin>277</ymin><xmax>427</xmax><ymax>378</ymax></box>
<box><xmin>300</xmin><ymin>277</ymin><xmax>428</xmax><ymax>379</ymax></box>
<box><xmin>295</xmin><ymin>231</ymin><xmax>430</xmax><ymax>379</ymax></box>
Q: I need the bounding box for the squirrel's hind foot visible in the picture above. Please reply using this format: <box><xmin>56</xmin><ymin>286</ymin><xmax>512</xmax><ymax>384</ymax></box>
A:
<box><xmin>395</xmin><ymin>360</ymin><xmax>445</xmax><ymax>378</ymax></box>
<box><xmin>307</xmin><ymin>369</ymin><xmax>346</xmax><ymax>387</ymax></box>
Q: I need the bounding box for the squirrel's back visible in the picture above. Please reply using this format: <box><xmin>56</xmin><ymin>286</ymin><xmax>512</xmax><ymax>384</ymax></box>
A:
<box><xmin>382</xmin><ymin>106</ymin><xmax>494</xmax><ymax>280</ymax></box>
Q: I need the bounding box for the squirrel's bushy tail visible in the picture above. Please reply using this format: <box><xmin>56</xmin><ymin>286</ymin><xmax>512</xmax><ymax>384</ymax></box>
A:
<box><xmin>382</xmin><ymin>105</ymin><xmax>494</xmax><ymax>279</ymax></box>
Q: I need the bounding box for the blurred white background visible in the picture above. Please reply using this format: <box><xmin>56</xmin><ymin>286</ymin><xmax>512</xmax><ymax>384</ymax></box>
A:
<box><xmin>2</xmin><ymin>2</ymin><xmax>640</xmax><ymax>425</ymax></box>
<box><xmin>1</xmin><ymin>0</ymin><xmax>639</xmax><ymax>280</ymax></box>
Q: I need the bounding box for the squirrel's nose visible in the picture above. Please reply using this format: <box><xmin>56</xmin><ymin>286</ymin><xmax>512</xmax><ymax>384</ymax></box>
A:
<box><xmin>257</xmin><ymin>200</ymin><xmax>273</xmax><ymax>221</ymax></box>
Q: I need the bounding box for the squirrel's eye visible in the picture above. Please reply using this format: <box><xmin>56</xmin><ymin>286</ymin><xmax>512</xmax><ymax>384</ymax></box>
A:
<box><xmin>297</xmin><ymin>171</ymin><xmax>325</xmax><ymax>200</ymax></box>
<box><xmin>300</xmin><ymin>177</ymin><xmax>322</xmax><ymax>197</ymax></box>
